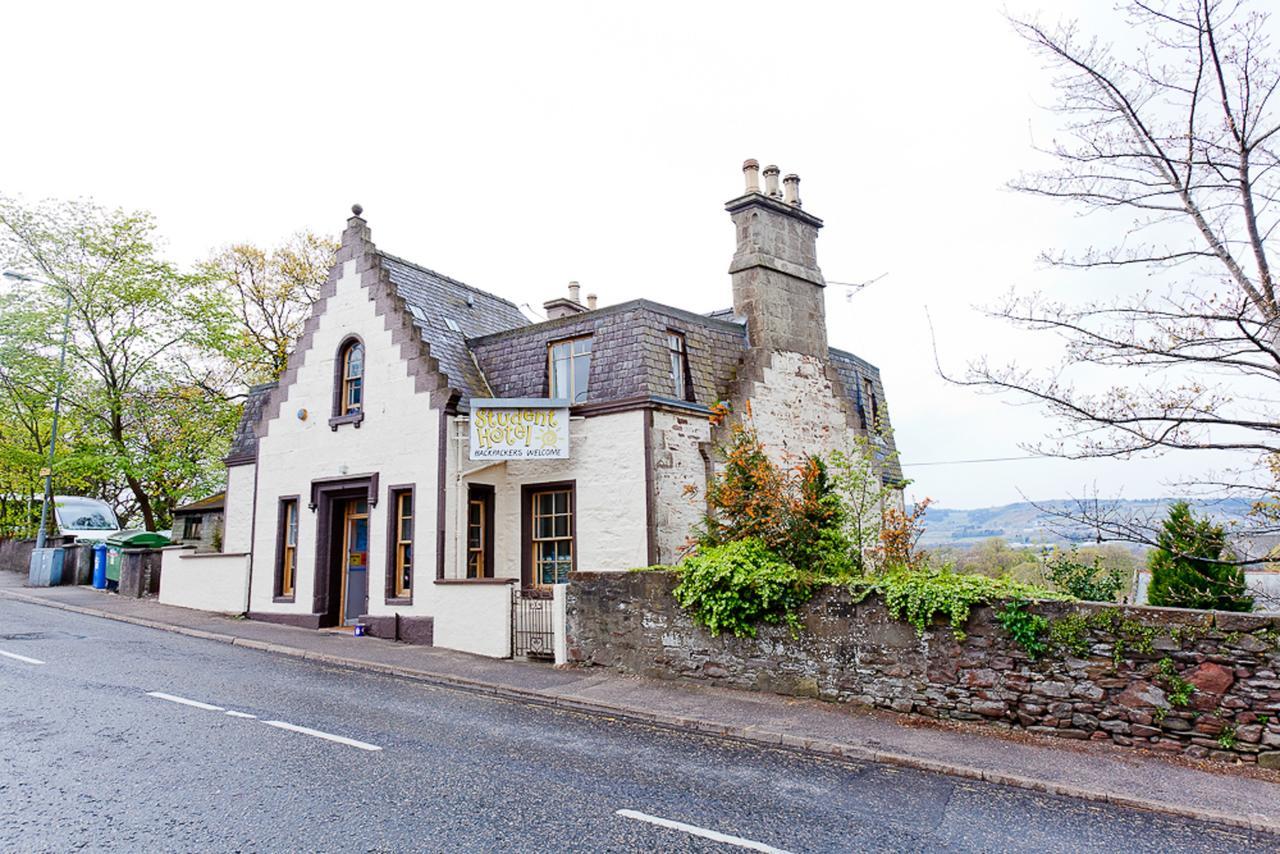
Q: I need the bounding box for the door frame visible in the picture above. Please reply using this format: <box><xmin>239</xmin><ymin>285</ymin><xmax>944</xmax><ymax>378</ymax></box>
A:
<box><xmin>338</xmin><ymin>497</ymin><xmax>371</xmax><ymax>625</ymax></box>
<box><xmin>311</xmin><ymin>474</ymin><xmax>378</xmax><ymax>627</ymax></box>
<box><xmin>467</xmin><ymin>483</ymin><xmax>495</xmax><ymax>579</ymax></box>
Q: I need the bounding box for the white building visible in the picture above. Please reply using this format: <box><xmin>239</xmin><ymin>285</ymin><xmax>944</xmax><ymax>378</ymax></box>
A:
<box><xmin>181</xmin><ymin>162</ymin><xmax>900</xmax><ymax>657</ymax></box>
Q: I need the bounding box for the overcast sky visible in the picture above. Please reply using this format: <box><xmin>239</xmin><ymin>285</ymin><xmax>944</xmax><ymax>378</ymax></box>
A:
<box><xmin>2</xmin><ymin>1</ymin><xmax>1255</xmax><ymax>509</ymax></box>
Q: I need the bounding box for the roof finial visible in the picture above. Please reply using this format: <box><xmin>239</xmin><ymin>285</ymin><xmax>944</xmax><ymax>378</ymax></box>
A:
<box><xmin>351</xmin><ymin>203</ymin><xmax>364</xmax><ymax>217</ymax></box>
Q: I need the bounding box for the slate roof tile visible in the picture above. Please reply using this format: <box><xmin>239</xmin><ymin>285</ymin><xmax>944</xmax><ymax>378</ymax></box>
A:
<box><xmin>380</xmin><ymin>253</ymin><xmax>529</xmax><ymax>407</ymax></box>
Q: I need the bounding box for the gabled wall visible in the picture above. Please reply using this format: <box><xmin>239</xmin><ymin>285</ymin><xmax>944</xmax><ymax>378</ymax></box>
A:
<box><xmin>248</xmin><ymin>253</ymin><xmax>443</xmax><ymax>621</ymax></box>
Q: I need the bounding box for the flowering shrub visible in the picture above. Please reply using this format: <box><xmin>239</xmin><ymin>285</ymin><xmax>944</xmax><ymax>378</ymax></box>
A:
<box><xmin>698</xmin><ymin>425</ymin><xmax>852</xmax><ymax>577</ymax></box>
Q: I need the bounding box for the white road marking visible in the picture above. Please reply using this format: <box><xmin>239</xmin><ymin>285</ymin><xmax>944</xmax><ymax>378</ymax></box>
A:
<box><xmin>0</xmin><ymin>649</ymin><xmax>46</xmax><ymax>665</ymax></box>
<box><xmin>142</xmin><ymin>691</ymin><xmax>379</xmax><ymax>752</ymax></box>
<box><xmin>145</xmin><ymin>691</ymin><xmax>225</xmax><ymax>712</ymax></box>
<box><xmin>615</xmin><ymin>809</ymin><xmax>794</xmax><ymax>854</ymax></box>
<box><xmin>261</xmin><ymin>720</ymin><xmax>382</xmax><ymax>752</ymax></box>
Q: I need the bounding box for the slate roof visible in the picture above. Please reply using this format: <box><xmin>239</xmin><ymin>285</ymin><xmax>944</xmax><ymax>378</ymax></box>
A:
<box><xmin>381</xmin><ymin>253</ymin><xmax>529</xmax><ymax>406</ymax></box>
<box><xmin>225</xmin><ymin>382</ymin><xmax>276</xmax><ymax>463</ymax></box>
<box><xmin>830</xmin><ymin>348</ymin><xmax>903</xmax><ymax>484</ymax></box>
<box><xmin>173</xmin><ymin>492</ymin><xmax>226</xmax><ymax>514</ymax></box>
<box><xmin>468</xmin><ymin>299</ymin><xmax>747</xmax><ymax>407</ymax></box>
<box><xmin>227</xmin><ymin>253</ymin><xmax>898</xmax><ymax>473</ymax></box>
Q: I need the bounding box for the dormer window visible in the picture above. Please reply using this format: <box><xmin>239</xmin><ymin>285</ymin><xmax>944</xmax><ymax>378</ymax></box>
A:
<box><xmin>667</xmin><ymin>331</ymin><xmax>690</xmax><ymax>400</ymax></box>
<box><xmin>863</xmin><ymin>377</ymin><xmax>879</xmax><ymax>432</ymax></box>
<box><xmin>548</xmin><ymin>336</ymin><xmax>591</xmax><ymax>403</ymax></box>
<box><xmin>331</xmin><ymin>337</ymin><xmax>366</xmax><ymax>429</ymax></box>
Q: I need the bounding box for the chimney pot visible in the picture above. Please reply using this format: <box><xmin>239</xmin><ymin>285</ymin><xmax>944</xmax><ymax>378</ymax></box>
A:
<box><xmin>586</xmin><ymin>293</ymin><xmax>598</xmax><ymax>310</ymax></box>
<box><xmin>762</xmin><ymin>165</ymin><xmax>781</xmax><ymax>198</ymax></box>
<box><xmin>782</xmin><ymin>174</ymin><xmax>801</xmax><ymax>207</ymax></box>
<box><xmin>742</xmin><ymin>159</ymin><xmax>761</xmax><ymax>194</ymax></box>
<box><xmin>568</xmin><ymin>281</ymin><xmax>581</xmax><ymax>303</ymax></box>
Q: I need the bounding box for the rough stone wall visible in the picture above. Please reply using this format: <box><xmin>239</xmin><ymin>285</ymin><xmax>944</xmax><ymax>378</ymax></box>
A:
<box><xmin>649</xmin><ymin>410</ymin><xmax>711</xmax><ymax>565</ymax></box>
<box><xmin>566</xmin><ymin>571</ymin><xmax>1280</xmax><ymax>767</ymax></box>
<box><xmin>740</xmin><ymin>351</ymin><xmax>861</xmax><ymax>460</ymax></box>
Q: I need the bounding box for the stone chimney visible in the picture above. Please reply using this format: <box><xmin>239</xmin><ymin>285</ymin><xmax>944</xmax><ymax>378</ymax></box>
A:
<box><xmin>726</xmin><ymin>160</ymin><xmax>827</xmax><ymax>358</ymax></box>
<box><xmin>544</xmin><ymin>281</ymin><xmax>588</xmax><ymax>320</ymax></box>
<box><xmin>586</xmin><ymin>293</ymin><xmax>598</xmax><ymax>310</ymax></box>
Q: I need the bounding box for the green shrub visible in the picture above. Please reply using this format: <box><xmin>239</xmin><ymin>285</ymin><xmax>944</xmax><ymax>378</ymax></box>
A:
<box><xmin>1042</xmin><ymin>548</ymin><xmax>1125</xmax><ymax>602</ymax></box>
<box><xmin>672</xmin><ymin>539</ymin><xmax>813</xmax><ymax>638</ymax></box>
<box><xmin>870</xmin><ymin>566</ymin><xmax>1069</xmax><ymax>638</ymax></box>
<box><xmin>996</xmin><ymin>599</ymin><xmax>1050</xmax><ymax>658</ymax></box>
<box><xmin>698</xmin><ymin>426</ymin><xmax>853</xmax><ymax>577</ymax></box>
<box><xmin>1147</xmin><ymin>501</ymin><xmax>1252</xmax><ymax>612</ymax></box>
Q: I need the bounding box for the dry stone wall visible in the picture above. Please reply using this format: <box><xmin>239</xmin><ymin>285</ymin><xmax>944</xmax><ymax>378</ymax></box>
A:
<box><xmin>566</xmin><ymin>571</ymin><xmax>1280</xmax><ymax>768</ymax></box>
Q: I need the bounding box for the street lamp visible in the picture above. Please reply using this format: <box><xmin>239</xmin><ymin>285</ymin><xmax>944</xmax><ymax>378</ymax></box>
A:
<box><xmin>3</xmin><ymin>270</ymin><xmax>72</xmax><ymax>551</ymax></box>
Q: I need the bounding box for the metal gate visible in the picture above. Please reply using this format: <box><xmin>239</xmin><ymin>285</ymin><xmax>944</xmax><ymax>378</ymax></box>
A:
<box><xmin>512</xmin><ymin>588</ymin><xmax>554</xmax><ymax>659</ymax></box>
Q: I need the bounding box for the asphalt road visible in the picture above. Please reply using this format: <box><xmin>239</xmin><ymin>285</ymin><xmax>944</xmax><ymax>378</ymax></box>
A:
<box><xmin>0</xmin><ymin>599</ymin><xmax>1270</xmax><ymax>853</ymax></box>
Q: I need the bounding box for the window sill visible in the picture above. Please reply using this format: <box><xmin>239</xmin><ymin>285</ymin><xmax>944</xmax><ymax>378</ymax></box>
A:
<box><xmin>329</xmin><ymin>412</ymin><xmax>365</xmax><ymax>431</ymax></box>
<box><xmin>272</xmin><ymin>595</ymin><xmax>296</xmax><ymax>604</ymax></box>
<box><xmin>434</xmin><ymin>578</ymin><xmax>517</xmax><ymax>585</ymax></box>
<box><xmin>385</xmin><ymin>595</ymin><xmax>413</xmax><ymax>605</ymax></box>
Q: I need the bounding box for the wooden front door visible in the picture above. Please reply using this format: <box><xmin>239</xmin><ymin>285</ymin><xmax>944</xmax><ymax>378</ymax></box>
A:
<box><xmin>338</xmin><ymin>498</ymin><xmax>369</xmax><ymax>626</ymax></box>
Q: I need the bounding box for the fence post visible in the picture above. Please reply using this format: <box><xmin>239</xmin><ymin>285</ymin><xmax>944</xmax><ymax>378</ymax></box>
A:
<box><xmin>552</xmin><ymin>583</ymin><xmax>568</xmax><ymax>665</ymax></box>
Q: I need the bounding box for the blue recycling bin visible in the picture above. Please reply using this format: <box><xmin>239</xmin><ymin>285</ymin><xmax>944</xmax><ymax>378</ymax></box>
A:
<box><xmin>92</xmin><ymin>543</ymin><xmax>108</xmax><ymax>589</ymax></box>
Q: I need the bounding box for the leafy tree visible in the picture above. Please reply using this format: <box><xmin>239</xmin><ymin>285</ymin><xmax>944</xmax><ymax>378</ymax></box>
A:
<box><xmin>203</xmin><ymin>232</ymin><xmax>337</xmax><ymax>383</ymax></box>
<box><xmin>954</xmin><ymin>1</ymin><xmax>1280</xmax><ymax>553</ymax></box>
<box><xmin>827</xmin><ymin>439</ymin><xmax>900</xmax><ymax>573</ymax></box>
<box><xmin>699</xmin><ymin>425</ymin><xmax>853</xmax><ymax>575</ymax></box>
<box><xmin>1148</xmin><ymin>500</ymin><xmax>1252</xmax><ymax>610</ymax></box>
<box><xmin>0</xmin><ymin>195</ymin><xmax>238</xmax><ymax>530</ymax></box>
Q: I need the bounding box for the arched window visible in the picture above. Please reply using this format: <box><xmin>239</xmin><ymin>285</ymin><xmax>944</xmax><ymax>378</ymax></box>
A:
<box><xmin>331</xmin><ymin>337</ymin><xmax>365</xmax><ymax>428</ymax></box>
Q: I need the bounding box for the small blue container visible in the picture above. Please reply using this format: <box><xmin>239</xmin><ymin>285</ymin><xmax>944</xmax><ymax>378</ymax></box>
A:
<box><xmin>353</xmin><ymin>623</ymin><xmax>366</xmax><ymax>637</ymax></box>
<box><xmin>92</xmin><ymin>543</ymin><xmax>108</xmax><ymax>589</ymax></box>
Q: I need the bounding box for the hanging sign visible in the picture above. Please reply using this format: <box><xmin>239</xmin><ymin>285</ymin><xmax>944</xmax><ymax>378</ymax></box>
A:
<box><xmin>469</xmin><ymin>398</ymin><xmax>570</xmax><ymax>461</ymax></box>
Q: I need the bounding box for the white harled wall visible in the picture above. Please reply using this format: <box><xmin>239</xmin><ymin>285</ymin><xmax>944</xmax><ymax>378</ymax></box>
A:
<box><xmin>248</xmin><ymin>258</ymin><xmax>441</xmax><ymax>620</ymax></box>
<box><xmin>222</xmin><ymin>463</ymin><xmax>256</xmax><ymax>553</ymax></box>
<box><xmin>446</xmin><ymin>409</ymin><xmax>650</xmax><ymax>581</ymax></box>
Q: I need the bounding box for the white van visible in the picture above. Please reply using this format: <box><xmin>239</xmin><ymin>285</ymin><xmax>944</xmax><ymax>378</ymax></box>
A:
<box><xmin>52</xmin><ymin>495</ymin><xmax>122</xmax><ymax>541</ymax></box>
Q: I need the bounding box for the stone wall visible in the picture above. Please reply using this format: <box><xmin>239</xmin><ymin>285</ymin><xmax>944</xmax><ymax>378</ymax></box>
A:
<box><xmin>566</xmin><ymin>571</ymin><xmax>1280</xmax><ymax>767</ymax></box>
<box><xmin>0</xmin><ymin>538</ymin><xmax>35</xmax><ymax>574</ymax></box>
<box><xmin>649</xmin><ymin>410</ymin><xmax>711</xmax><ymax>565</ymax></box>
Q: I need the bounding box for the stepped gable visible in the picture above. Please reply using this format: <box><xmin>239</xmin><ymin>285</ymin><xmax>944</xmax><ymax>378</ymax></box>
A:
<box><xmin>379</xmin><ymin>253</ymin><xmax>528</xmax><ymax>407</ymax></box>
<box><xmin>224</xmin><ymin>381</ymin><xmax>276</xmax><ymax>465</ymax></box>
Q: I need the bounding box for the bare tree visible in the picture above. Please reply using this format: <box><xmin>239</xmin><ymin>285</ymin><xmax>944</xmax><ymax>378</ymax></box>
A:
<box><xmin>204</xmin><ymin>232</ymin><xmax>337</xmax><ymax>383</ymax></box>
<box><xmin>957</xmin><ymin>1</ymin><xmax>1280</xmax><ymax>548</ymax></box>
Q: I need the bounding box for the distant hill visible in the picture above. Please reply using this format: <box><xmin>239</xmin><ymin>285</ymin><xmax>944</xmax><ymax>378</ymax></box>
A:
<box><xmin>919</xmin><ymin>497</ymin><xmax>1257</xmax><ymax>548</ymax></box>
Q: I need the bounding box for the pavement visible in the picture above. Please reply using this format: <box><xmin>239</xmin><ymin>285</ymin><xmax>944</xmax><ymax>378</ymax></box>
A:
<box><xmin>3</xmin><ymin>571</ymin><xmax>1279</xmax><ymax>840</ymax></box>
